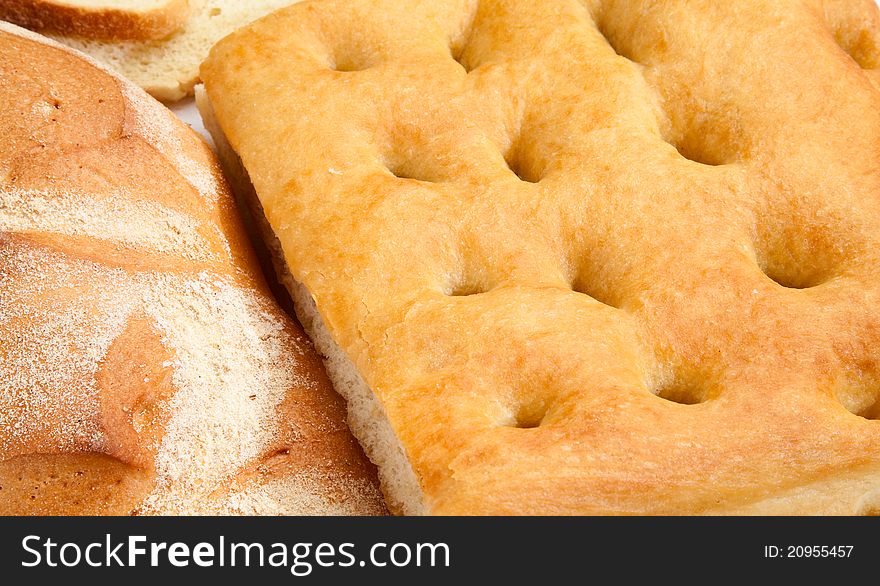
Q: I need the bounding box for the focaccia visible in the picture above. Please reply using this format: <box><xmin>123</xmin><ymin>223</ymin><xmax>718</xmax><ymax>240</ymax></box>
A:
<box><xmin>201</xmin><ymin>0</ymin><xmax>880</xmax><ymax>515</ymax></box>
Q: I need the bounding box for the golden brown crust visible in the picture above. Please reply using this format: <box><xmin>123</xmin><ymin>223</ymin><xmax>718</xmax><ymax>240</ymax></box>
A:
<box><xmin>203</xmin><ymin>0</ymin><xmax>880</xmax><ymax>515</ymax></box>
<box><xmin>0</xmin><ymin>0</ymin><xmax>190</xmax><ymax>41</ymax></box>
<box><xmin>0</xmin><ymin>453</ymin><xmax>155</xmax><ymax>516</ymax></box>
<box><xmin>0</xmin><ymin>23</ymin><xmax>386</xmax><ymax>515</ymax></box>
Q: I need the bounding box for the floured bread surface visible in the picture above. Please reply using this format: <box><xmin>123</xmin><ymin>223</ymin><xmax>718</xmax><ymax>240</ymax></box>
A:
<box><xmin>202</xmin><ymin>0</ymin><xmax>880</xmax><ymax>515</ymax></box>
<box><xmin>0</xmin><ymin>22</ymin><xmax>385</xmax><ymax>516</ymax></box>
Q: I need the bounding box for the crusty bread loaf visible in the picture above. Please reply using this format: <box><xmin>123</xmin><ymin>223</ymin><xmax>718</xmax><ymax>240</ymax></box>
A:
<box><xmin>0</xmin><ymin>0</ymin><xmax>190</xmax><ymax>41</ymax></box>
<box><xmin>43</xmin><ymin>0</ymin><xmax>298</xmax><ymax>101</ymax></box>
<box><xmin>201</xmin><ymin>0</ymin><xmax>880</xmax><ymax>515</ymax></box>
<box><xmin>0</xmin><ymin>22</ymin><xmax>386</xmax><ymax>516</ymax></box>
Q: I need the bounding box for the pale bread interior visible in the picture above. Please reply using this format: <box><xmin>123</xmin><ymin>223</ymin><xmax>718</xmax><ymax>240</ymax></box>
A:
<box><xmin>49</xmin><ymin>0</ymin><xmax>299</xmax><ymax>101</ymax></box>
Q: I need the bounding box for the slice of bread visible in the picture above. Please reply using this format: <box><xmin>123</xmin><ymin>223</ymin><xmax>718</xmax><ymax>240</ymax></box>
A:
<box><xmin>46</xmin><ymin>0</ymin><xmax>298</xmax><ymax>101</ymax></box>
<box><xmin>0</xmin><ymin>0</ymin><xmax>190</xmax><ymax>41</ymax></box>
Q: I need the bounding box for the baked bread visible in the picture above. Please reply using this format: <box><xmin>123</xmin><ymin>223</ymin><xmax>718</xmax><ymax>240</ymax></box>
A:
<box><xmin>40</xmin><ymin>0</ymin><xmax>299</xmax><ymax>101</ymax></box>
<box><xmin>0</xmin><ymin>0</ymin><xmax>190</xmax><ymax>41</ymax></box>
<box><xmin>0</xmin><ymin>21</ymin><xmax>386</xmax><ymax>516</ymax></box>
<box><xmin>201</xmin><ymin>0</ymin><xmax>880</xmax><ymax>515</ymax></box>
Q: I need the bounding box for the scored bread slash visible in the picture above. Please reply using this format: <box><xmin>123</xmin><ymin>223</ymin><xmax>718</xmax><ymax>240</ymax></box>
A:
<box><xmin>0</xmin><ymin>21</ymin><xmax>386</xmax><ymax>516</ymax></box>
<box><xmin>0</xmin><ymin>0</ymin><xmax>191</xmax><ymax>41</ymax></box>
<box><xmin>201</xmin><ymin>0</ymin><xmax>880</xmax><ymax>515</ymax></box>
<box><xmin>38</xmin><ymin>0</ymin><xmax>303</xmax><ymax>102</ymax></box>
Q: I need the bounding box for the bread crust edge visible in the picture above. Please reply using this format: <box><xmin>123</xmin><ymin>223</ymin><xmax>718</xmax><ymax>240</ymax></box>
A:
<box><xmin>0</xmin><ymin>0</ymin><xmax>190</xmax><ymax>41</ymax></box>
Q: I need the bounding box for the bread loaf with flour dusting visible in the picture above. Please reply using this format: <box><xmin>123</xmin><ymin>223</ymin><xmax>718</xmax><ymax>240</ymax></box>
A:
<box><xmin>0</xmin><ymin>22</ymin><xmax>386</xmax><ymax>516</ymax></box>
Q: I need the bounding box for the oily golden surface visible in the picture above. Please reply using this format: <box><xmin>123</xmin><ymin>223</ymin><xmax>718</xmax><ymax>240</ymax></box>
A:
<box><xmin>203</xmin><ymin>0</ymin><xmax>880</xmax><ymax>514</ymax></box>
<box><xmin>0</xmin><ymin>24</ymin><xmax>384</xmax><ymax>515</ymax></box>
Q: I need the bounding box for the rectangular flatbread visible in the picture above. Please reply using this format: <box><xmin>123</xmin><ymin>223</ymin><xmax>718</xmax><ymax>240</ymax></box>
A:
<box><xmin>201</xmin><ymin>0</ymin><xmax>880</xmax><ymax>515</ymax></box>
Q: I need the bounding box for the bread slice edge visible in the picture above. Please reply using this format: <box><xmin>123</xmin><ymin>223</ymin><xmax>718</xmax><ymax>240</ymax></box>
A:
<box><xmin>0</xmin><ymin>0</ymin><xmax>190</xmax><ymax>41</ymax></box>
<box><xmin>195</xmin><ymin>86</ymin><xmax>427</xmax><ymax>516</ymax></box>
